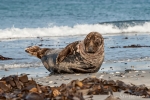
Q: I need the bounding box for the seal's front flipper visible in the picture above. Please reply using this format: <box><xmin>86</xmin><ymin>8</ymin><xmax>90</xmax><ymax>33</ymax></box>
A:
<box><xmin>56</xmin><ymin>41</ymin><xmax>79</xmax><ymax>64</ymax></box>
<box><xmin>25</xmin><ymin>46</ymin><xmax>49</xmax><ymax>59</ymax></box>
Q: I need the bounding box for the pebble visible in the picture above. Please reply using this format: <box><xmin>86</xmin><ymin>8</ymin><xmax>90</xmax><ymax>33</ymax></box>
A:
<box><xmin>100</xmin><ymin>75</ymin><xmax>104</xmax><ymax>77</ymax></box>
<box><xmin>49</xmin><ymin>81</ymin><xmax>53</xmax><ymax>83</ymax></box>
<box><xmin>99</xmin><ymin>75</ymin><xmax>104</xmax><ymax>79</ymax></box>
<box><xmin>61</xmin><ymin>76</ymin><xmax>66</xmax><ymax>78</ymax></box>
<box><xmin>75</xmin><ymin>74</ymin><xmax>80</xmax><ymax>76</ymax></box>
<box><xmin>131</xmin><ymin>66</ymin><xmax>134</xmax><ymax>68</ymax></box>
<box><xmin>142</xmin><ymin>71</ymin><xmax>146</xmax><ymax>73</ymax></box>
<box><xmin>91</xmin><ymin>76</ymin><xmax>96</xmax><ymax>78</ymax></box>
<box><xmin>101</xmin><ymin>68</ymin><xmax>104</xmax><ymax>70</ymax></box>
<box><xmin>64</xmin><ymin>78</ymin><xmax>70</xmax><ymax>80</ymax></box>
<box><xmin>137</xmin><ymin>74</ymin><xmax>141</xmax><ymax>76</ymax></box>
<box><xmin>54</xmin><ymin>82</ymin><xmax>57</xmax><ymax>84</ymax></box>
<box><xmin>121</xmin><ymin>75</ymin><xmax>125</xmax><ymax>77</ymax></box>
<box><xmin>5</xmin><ymin>68</ymin><xmax>9</xmax><ymax>71</ymax></box>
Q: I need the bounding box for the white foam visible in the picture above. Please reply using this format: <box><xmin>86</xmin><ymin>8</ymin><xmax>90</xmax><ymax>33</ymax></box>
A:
<box><xmin>0</xmin><ymin>23</ymin><xmax>150</xmax><ymax>39</ymax></box>
<box><xmin>0</xmin><ymin>63</ymin><xmax>43</xmax><ymax>70</ymax></box>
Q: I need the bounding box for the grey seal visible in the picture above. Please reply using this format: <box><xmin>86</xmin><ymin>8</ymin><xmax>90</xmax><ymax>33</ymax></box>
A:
<box><xmin>25</xmin><ymin>32</ymin><xmax>104</xmax><ymax>73</ymax></box>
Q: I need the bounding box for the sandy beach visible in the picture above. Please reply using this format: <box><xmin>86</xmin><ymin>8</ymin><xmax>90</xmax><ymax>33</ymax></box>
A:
<box><xmin>34</xmin><ymin>69</ymin><xmax>150</xmax><ymax>100</ymax></box>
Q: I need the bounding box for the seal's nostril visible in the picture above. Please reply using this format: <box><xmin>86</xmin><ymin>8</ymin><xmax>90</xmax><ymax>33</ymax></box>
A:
<box><xmin>88</xmin><ymin>46</ymin><xmax>93</xmax><ymax>52</ymax></box>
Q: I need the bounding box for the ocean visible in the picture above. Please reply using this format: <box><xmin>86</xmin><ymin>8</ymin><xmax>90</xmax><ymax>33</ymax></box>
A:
<box><xmin>0</xmin><ymin>0</ymin><xmax>150</xmax><ymax>76</ymax></box>
<box><xmin>0</xmin><ymin>0</ymin><xmax>150</xmax><ymax>38</ymax></box>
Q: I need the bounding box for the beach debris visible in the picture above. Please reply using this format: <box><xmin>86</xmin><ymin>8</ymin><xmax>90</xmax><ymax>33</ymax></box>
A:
<box><xmin>4</xmin><ymin>68</ymin><xmax>9</xmax><ymax>71</ymax></box>
<box><xmin>115</xmin><ymin>72</ymin><xmax>120</xmax><ymax>74</ymax></box>
<box><xmin>115</xmin><ymin>73</ymin><xmax>125</xmax><ymax>77</ymax></box>
<box><xmin>134</xmin><ymin>71</ymin><xmax>139</xmax><ymax>72</ymax></box>
<box><xmin>38</xmin><ymin>44</ymin><xmax>43</xmax><ymax>46</ymax></box>
<box><xmin>101</xmin><ymin>68</ymin><xmax>105</xmax><ymax>71</ymax></box>
<box><xmin>110</xmin><ymin>46</ymin><xmax>121</xmax><ymax>49</ymax></box>
<box><xmin>123</xmin><ymin>37</ymin><xmax>128</xmax><ymax>39</ymax></box>
<box><xmin>0</xmin><ymin>75</ymin><xmax>149</xmax><ymax>99</ymax></box>
<box><xmin>110</xmin><ymin>44</ymin><xmax>150</xmax><ymax>49</ymax></box>
<box><xmin>125</xmin><ymin>69</ymin><xmax>136</xmax><ymax>73</ymax></box>
<box><xmin>0</xmin><ymin>55</ymin><xmax>12</xmax><ymax>60</ymax></box>
<box><xmin>123</xmin><ymin>44</ymin><xmax>150</xmax><ymax>48</ymax></box>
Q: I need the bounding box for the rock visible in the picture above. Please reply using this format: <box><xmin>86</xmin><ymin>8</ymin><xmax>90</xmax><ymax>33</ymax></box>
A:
<box><xmin>0</xmin><ymin>55</ymin><xmax>12</xmax><ymax>60</ymax></box>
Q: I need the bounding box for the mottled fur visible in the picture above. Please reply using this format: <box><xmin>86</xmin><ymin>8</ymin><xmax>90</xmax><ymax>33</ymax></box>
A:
<box><xmin>57</xmin><ymin>32</ymin><xmax>103</xmax><ymax>64</ymax></box>
<box><xmin>25</xmin><ymin>32</ymin><xmax>104</xmax><ymax>73</ymax></box>
<box><xmin>25</xmin><ymin>46</ymin><xmax>50</xmax><ymax>59</ymax></box>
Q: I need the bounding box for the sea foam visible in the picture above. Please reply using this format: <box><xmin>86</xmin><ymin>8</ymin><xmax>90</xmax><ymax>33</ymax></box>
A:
<box><xmin>0</xmin><ymin>22</ymin><xmax>150</xmax><ymax>39</ymax></box>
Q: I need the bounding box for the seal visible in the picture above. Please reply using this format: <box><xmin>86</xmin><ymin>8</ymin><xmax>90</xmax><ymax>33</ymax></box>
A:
<box><xmin>25</xmin><ymin>32</ymin><xmax>104</xmax><ymax>73</ymax></box>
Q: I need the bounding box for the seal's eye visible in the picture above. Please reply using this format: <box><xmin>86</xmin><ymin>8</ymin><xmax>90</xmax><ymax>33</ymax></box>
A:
<box><xmin>95</xmin><ymin>39</ymin><xmax>101</xmax><ymax>45</ymax></box>
<box><xmin>84</xmin><ymin>38</ymin><xmax>90</xmax><ymax>45</ymax></box>
<box><xmin>95</xmin><ymin>41</ymin><xmax>99</xmax><ymax>46</ymax></box>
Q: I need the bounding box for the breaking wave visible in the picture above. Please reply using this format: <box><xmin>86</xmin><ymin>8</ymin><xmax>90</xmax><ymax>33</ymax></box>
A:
<box><xmin>0</xmin><ymin>20</ymin><xmax>150</xmax><ymax>39</ymax></box>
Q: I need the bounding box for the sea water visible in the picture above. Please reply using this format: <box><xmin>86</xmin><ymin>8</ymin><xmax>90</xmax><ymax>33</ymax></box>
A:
<box><xmin>0</xmin><ymin>0</ymin><xmax>150</xmax><ymax>73</ymax></box>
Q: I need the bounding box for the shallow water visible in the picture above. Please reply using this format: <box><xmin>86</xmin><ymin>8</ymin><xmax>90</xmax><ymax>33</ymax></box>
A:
<box><xmin>1</xmin><ymin>33</ymin><xmax>150</xmax><ymax>71</ymax></box>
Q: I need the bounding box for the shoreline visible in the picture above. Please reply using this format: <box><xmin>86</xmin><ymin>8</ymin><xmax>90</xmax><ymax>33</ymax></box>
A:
<box><xmin>1</xmin><ymin>60</ymin><xmax>150</xmax><ymax>78</ymax></box>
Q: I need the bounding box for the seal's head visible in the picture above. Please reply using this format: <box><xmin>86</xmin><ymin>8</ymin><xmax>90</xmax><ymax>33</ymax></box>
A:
<box><xmin>84</xmin><ymin>32</ymin><xmax>103</xmax><ymax>53</ymax></box>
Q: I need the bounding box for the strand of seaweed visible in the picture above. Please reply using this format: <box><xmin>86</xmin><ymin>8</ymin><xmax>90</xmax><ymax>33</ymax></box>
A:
<box><xmin>0</xmin><ymin>75</ymin><xmax>149</xmax><ymax>100</ymax></box>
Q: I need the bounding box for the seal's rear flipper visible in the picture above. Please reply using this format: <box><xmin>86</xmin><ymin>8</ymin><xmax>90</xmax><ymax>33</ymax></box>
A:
<box><xmin>25</xmin><ymin>46</ymin><xmax>49</xmax><ymax>59</ymax></box>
